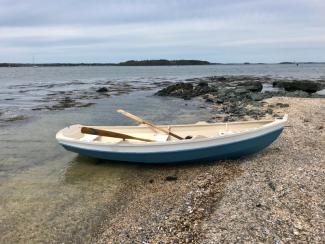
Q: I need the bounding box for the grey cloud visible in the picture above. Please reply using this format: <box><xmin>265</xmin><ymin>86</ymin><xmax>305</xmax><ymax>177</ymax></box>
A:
<box><xmin>0</xmin><ymin>0</ymin><xmax>324</xmax><ymax>62</ymax></box>
<box><xmin>1</xmin><ymin>0</ymin><xmax>320</xmax><ymax>27</ymax></box>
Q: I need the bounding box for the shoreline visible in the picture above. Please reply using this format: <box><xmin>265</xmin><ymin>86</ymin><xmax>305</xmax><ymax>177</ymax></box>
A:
<box><xmin>95</xmin><ymin>97</ymin><xmax>325</xmax><ymax>243</ymax></box>
<box><xmin>1</xmin><ymin>72</ymin><xmax>324</xmax><ymax>243</ymax></box>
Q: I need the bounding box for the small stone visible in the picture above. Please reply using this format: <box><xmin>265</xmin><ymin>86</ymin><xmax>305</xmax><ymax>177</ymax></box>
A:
<box><xmin>268</xmin><ymin>180</ymin><xmax>276</xmax><ymax>191</ymax></box>
<box><xmin>217</xmin><ymin>76</ymin><xmax>227</xmax><ymax>81</ymax></box>
<box><xmin>165</xmin><ymin>176</ymin><xmax>177</xmax><ymax>181</ymax></box>
<box><xmin>205</xmin><ymin>94</ymin><xmax>215</xmax><ymax>103</ymax></box>
<box><xmin>276</xmin><ymin>102</ymin><xmax>290</xmax><ymax>108</ymax></box>
<box><xmin>294</xmin><ymin>221</ymin><xmax>303</xmax><ymax>230</ymax></box>
<box><xmin>216</xmin><ymin>98</ymin><xmax>224</xmax><ymax>104</ymax></box>
<box><xmin>198</xmin><ymin>80</ymin><xmax>209</xmax><ymax>87</ymax></box>
<box><xmin>96</xmin><ymin>87</ymin><xmax>108</xmax><ymax>92</ymax></box>
<box><xmin>249</xmin><ymin>93</ymin><xmax>264</xmax><ymax>101</ymax></box>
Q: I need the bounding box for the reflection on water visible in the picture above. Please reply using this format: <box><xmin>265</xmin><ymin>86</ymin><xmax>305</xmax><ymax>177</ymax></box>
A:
<box><xmin>63</xmin><ymin>155</ymin><xmax>136</xmax><ymax>184</ymax></box>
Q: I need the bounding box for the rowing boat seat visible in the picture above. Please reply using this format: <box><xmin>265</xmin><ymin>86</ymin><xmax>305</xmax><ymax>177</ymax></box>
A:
<box><xmin>80</xmin><ymin>134</ymin><xmax>99</xmax><ymax>142</ymax></box>
<box><xmin>154</xmin><ymin>133</ymin><xmax>169</xmax><ymax>142</ymax></box>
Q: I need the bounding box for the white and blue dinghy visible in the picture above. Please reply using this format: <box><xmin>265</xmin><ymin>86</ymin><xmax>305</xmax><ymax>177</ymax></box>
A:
<box><xmin>56</xmin><ymin>110</ymin><xmax>288</xmax><ymax>164</ymax></box>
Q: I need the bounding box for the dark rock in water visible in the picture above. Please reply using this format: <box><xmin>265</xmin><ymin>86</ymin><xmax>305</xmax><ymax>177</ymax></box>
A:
<box><xmin>243</xmin><ymin>81</ymin><xmax>263</xmax><ymax>92</ymax></box>
<box><xmin>154</xmin><ymin>76</ymin><xmax>324</xmax><ymax>123</ymax></box>
<box><xmin>216</xmin><ymin>98</ymin><xmax>224</xmax><ymax>104</ymax></box>
<box><xmin>155</xmin><ymin>82</ymin><xmax>193</xmax><ymax>99</ymax></box>
<box><xmin>273</xmin><ymin>80</ymin><xmax>324</xmax><ymax>93</ymax></box>
<box><xmin>193</xmin><ymin>83</ymin><xmax>216</xmax><ymax>96</ymax></box>
<box><xmin>217</xmin><ymin>76</ymin><xmax>227</xmax><ymax>81</ymax></box>
<box><xmin>198</xmin><ymin>80</ymin><xmax>209</xmax><ymax>87</ymax></box>
<box><xmin>76</xmin><ymin>103</ymin><xmax>95</xmax><ymax>108</ymax></box>
<box><xmin>155</xmin><ymin>78</ymin><xmax>262</xmax><ymax>101</ymax></box>
<box><xmin>58</xmin><ymin>97</ymin><xmax>76</xmax><ymax>107</ymax></box>
<box><xmin>96</xmin><ymin>87</ymin><xmax>108</xmax><ymax>92</ymax></box>
<box><xmin>183</xmin><ymin>95</ymin><xmax>192</xmax><ymax>100</ymax></box>
<box><xmin>3</xmin><ymin>115</ymin><xmax>27</xmax><ymax>122</ymax></box>
<box><xmin>165</xmin><ymin>176</ymin><xmax>178</xmax><ymax>181</ymax></box>
<box><xmin>155</xmin><ymin>81</ymin><xmax>216</xmax><ymax>99</ymax></box>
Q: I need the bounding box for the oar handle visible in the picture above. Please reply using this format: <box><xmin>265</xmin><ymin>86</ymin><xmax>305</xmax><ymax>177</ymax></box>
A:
<box><xmin>117</xmin><ymin>109</ymin><xmax>145</xmax><ymax>124</ymax></box>
<box><xmin>81</xmin><ymin>127</ymin><xmax>153</xmax><ymax>142</ymax></box>
<box><xmin>117</xmin><ymin>109</ymin><xmax>184</xmax><ymax>140</ymax></box>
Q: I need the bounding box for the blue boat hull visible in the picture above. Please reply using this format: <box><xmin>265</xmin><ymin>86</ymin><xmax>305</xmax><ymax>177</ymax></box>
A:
<box><xmin>61</xmin><ymin>128</ymin><xmax>283</xmax><ymax>164</ymax></box>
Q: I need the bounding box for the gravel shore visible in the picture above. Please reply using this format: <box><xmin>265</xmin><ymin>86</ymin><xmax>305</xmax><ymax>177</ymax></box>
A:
<box><xmin>95</xmin><ymin>97</ymin><xmax>324</xmax><ymax>243</ymax></box>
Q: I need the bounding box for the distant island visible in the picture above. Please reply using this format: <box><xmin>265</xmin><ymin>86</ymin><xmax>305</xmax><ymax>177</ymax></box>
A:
<box><xmin>0</xmin><ymin>59</ymin><xmax>211</xmax><ymax>67</ymax></box>
<box><xmin>0</xmin><ymin>60</ymin><xmax>324</xmax><ymax>67</ymax></box>
<box><xmin>118</xmin><ymin>59</ymin><xmax>210</xmax><ymax>66</ymax></box>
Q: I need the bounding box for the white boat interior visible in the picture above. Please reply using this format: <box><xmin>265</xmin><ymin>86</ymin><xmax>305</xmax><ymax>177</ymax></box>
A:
<box><xmin>57</xmin><ymin>117</ymin><xmax>286</xmax><ymax>145</ymax></box>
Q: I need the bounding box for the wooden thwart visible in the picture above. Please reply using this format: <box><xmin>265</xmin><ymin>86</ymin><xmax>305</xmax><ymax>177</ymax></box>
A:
<box><xmin>117</xmin><ymin>109</ymin><xmax>184</xmax><ymax>140</ymax></box>
<box><xmin>81</xmin><ymin>127</ymin><xmax>154</xmax><ymax>142</ymax></box>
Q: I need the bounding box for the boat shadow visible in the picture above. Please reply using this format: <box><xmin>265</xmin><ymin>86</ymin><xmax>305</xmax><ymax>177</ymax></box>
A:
<box><xmin>62</xmin><ymin>153</ymin><xmax>247</xmax><ymax>185</ymax></box>
<box><xmin>62</xmin><ymin>155</ymin><xmax>134</xmax><ymax>184</ymax></box>
<box><xmin>67</xmin><ymin>154</ymin><xmax>227</xmax><ymax>168</ymax></box>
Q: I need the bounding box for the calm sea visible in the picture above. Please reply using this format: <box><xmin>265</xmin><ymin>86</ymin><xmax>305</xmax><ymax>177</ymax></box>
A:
<box><xmin>1</xmin><ymin>64</ymin><xmax>325</xmax><ymax>121</ymax></box>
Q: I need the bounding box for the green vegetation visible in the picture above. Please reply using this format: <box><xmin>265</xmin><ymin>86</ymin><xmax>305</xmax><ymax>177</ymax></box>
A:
<box><xmin>118</xmin><ymin>59</ymin><xmax>211</xmax><ymax>66</ymax></box>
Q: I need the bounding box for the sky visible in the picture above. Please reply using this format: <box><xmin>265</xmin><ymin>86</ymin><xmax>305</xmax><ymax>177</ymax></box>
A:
<box><xmin>0</xmin><ymin>0</ymin><xmax>324</xmax><ymax>63</ymax></box>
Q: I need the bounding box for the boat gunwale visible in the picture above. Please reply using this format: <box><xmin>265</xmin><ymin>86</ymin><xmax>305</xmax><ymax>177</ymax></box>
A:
<box><xmin>56</xmin><ymin>115</ymin><xmax>288</xmax><ymax>147</ymax></box>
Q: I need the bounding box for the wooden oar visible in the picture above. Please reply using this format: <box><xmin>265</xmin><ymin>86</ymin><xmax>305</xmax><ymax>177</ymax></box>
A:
<box><xmin>81</xmin><ymin>127</ymin><xmax>154</xmax><ymax>142</ymax></box>
<box><xmin>117</xmin><ymin>109</ymin><xmax>184</xmax><ymax>140</ymax></box>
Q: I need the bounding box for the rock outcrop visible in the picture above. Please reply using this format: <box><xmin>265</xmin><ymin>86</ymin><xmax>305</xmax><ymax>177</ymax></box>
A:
<box><xmin>273</xmin><ymin>80</ymin><xmax>324</xmax><ymax>93</ymax></box>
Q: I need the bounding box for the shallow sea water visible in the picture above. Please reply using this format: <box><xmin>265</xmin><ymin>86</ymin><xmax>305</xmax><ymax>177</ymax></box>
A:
<box><xmin>0</xmin><ymin>90</ymin><xmax>211</xmax><ymax>243</ymax></box>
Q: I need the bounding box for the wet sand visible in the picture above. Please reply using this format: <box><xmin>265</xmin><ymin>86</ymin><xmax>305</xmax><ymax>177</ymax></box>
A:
<box><xmin>95</xmin><ymin>97</ymin><xmax>325</xmax><ymax>243</ymax></box>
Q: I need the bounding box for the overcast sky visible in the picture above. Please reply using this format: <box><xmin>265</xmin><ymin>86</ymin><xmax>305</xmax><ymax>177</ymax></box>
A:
<box><xmin>0</xmin><ymin>0</ymin><xmax>324</xmax><ymax>63</ymax></box>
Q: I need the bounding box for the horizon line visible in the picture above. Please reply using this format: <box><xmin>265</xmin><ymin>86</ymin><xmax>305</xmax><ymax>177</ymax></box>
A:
<box><xmin>1</xmin><ymin>60</ymin><xmax>325</xmax><ymax>66</ymax></box>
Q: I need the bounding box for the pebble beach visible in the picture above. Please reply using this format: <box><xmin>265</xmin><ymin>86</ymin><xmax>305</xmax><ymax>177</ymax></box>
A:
<box><xmin>93</xmin><ymin>97</ymin><xmax>325</xmax><ymax>243</ymax></box>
